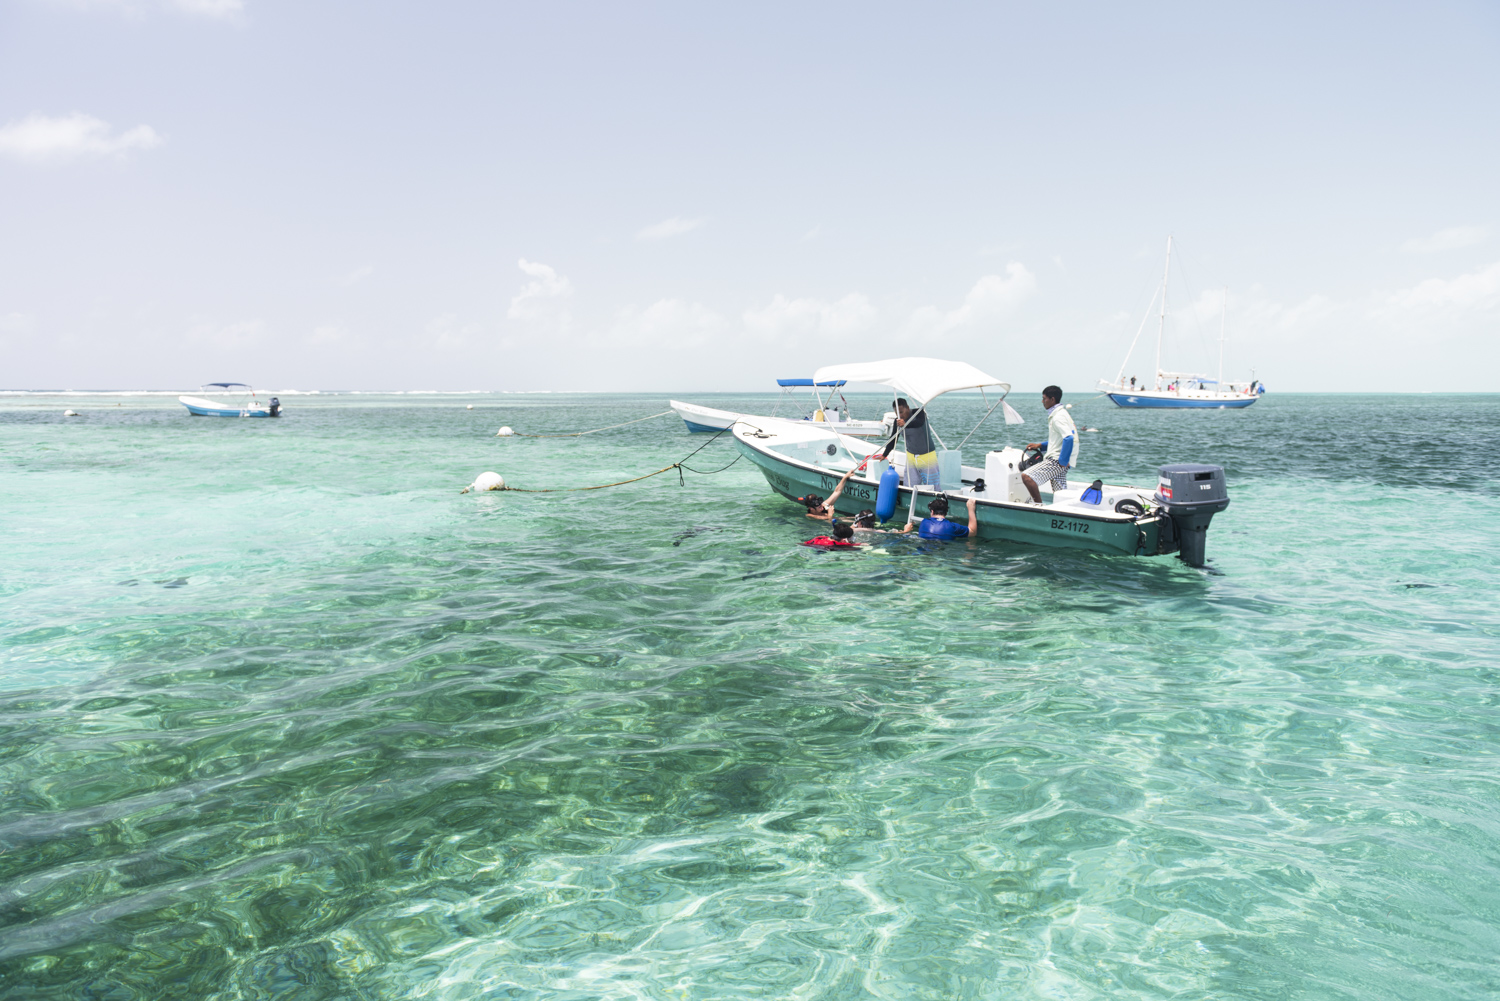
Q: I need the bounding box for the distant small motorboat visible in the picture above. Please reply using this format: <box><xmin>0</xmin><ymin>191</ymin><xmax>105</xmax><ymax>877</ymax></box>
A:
<box><xmin>671</xmin><ymin>378</ymin><xmax>891</xmax><ymax>436</ymax></box>
<box><xmin>178</xmin><ymin>383</ymin><xmax>282</xmax><ymax>418</ymax></box>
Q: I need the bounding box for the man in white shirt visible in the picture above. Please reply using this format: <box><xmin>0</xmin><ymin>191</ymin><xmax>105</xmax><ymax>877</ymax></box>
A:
<box><xmin>1021</xmin><ymin>385</ymin><xmax>1077</xmax><ymax>503</ymax></box>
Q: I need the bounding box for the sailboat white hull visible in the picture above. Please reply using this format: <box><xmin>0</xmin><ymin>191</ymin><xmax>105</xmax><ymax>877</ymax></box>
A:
<box><xmin>1103</xmin><ymin>389</ymin><xmax>1260</xmax><ymax>409</ymax></box>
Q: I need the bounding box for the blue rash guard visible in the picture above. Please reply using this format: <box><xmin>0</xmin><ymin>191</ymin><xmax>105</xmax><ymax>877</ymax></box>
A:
<box><xmin>917</xmin><ymin>517</ymin><xmax>968</xmax><ymax>540</ymax></box>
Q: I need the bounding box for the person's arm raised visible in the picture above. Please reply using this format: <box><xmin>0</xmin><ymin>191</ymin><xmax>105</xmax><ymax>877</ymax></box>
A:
<box><xmin>966</xmin><ymin>497</ymin><xmax>978</xmax><ymax>536</ymax></box>
<box><xmin>824</xmin><ymin>466</ymin><xmax>857</xmax><ymax>508</ymax></box>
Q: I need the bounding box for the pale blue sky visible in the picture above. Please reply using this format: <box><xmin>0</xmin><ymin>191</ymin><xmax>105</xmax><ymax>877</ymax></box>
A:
<box><xmin>2</xmin><ymin>1</ymin><xmax>1497</xmax><ymax>392</ymax></box>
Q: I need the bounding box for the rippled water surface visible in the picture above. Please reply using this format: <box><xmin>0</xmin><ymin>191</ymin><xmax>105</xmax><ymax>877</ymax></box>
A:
<box><xmin>3</xmin><ymin>392</ymin><xmax>1499</xmax><ymax>999</ymax></box>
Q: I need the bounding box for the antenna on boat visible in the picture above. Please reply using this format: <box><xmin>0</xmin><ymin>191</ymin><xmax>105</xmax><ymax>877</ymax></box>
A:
<box><xmin>1156</xmin><ymin>236</ymin><xmax>1172</xmax><ymax>390</ymax></box>
<box><xmin>1218</xmin><ymin>286</ymin><xmax>1227</xmax><ymax>388</ymax></box>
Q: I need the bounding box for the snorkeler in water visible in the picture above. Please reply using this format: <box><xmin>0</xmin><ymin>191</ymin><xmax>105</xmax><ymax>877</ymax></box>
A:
<box><xmin>803</xmin><ymin>520</ymin><xmax>861</xmax><ymax>549</ymax></box>
<box><xmin>797</xmin><ymin>466</ymin><xmax>861</xmax><ymax>522</ymax></box>
<box><xmin>899</xmin><ymin>495</ymin><xmax>978</xmax><ymax>539</ymax></box>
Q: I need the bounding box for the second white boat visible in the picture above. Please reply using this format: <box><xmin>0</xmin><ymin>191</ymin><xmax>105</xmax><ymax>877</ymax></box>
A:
<box><xmin>671</xmin><ymin>377</ymin><xmax>891</xmax><ymax>436</ymax></box>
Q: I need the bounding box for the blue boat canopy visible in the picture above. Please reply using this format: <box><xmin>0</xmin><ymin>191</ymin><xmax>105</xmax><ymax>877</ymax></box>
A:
<box><xmin>776</xmin><ymin>378</ymin><xmax>847</xmax><ymax>387</ymax></box>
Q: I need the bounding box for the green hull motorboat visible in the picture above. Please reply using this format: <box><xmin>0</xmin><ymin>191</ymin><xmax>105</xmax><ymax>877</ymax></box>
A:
<box><xmin>731</xmin><ymin>357</ymin><xmax>1230</xmax><ymax>565</ymax></box>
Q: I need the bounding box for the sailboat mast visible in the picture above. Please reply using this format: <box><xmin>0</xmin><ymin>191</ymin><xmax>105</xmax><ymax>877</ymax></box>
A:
<box><xmin>1156</xmin><ymin>236</ymin><xmax>1172</xmax><ymax>389</ymax></box>
<box><xmin>1218</xmin><ymin>287</ymin><xmax>1228</xmax><ymax>388</ymax></box>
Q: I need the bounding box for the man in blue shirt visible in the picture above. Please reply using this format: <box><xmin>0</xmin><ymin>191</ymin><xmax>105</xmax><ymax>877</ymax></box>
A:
<box><xmin>902</xmin><ymin>495</ymin><xmax>978</xmax><ymax>539</ymax></box>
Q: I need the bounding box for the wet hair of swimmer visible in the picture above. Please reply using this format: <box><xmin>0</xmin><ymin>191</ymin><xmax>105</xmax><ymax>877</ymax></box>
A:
<box><xmin>928</xmin><ymin>495</ymin><xmax>950</xmax><ymax>517</ymax></box>
<box><xmin>852</xmin><ymin>509</ymin><xmax>877</xmax><ymax>528</ymax></box>
<box><xmin>831</xmin><ymin>520</ymin><xmax>855</xmax><ymax>541</ymax></box>
<box><xmin>798</xmin><ymin>493</ymin><xmax>825</xmax><ymax>511</ymax></box>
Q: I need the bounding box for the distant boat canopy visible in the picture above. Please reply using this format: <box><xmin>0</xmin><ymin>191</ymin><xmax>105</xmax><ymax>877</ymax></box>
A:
<box><xmin>776</xmin><ymin>378</ymin><xmax>847</xmax><ymax>387</ymax></box>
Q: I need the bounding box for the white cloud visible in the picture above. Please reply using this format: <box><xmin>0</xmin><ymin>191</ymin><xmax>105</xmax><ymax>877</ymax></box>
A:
<box><xmin>801</xmin><ymin>225</ymin><xmax>822</xmax><ymax>242</ymax></box>
<box><xmin>1401</xmin><ymin>225</ymin><xmax>1488</xmax><ymax>254</ymax></box>
<box><xmin>743</xmin><ymin>293</ymin><xmax>877</xmax><ymax>342</ymax></box>
<box><xmin>1237</xmin><ymin>291</ymin><xmax>1340</xmax><ymax>332</ymax></box>
<box><xmin>425</xmin><ymin>313</ymin><xmax>482</xmax><ymax>350</ymax></box>
<box><xmin>45</xmin><ymin>0</ymin><xmax>243</xmax><ymax>18</ymax></box>
<box><xmin>187</xmin><ymin>318</ymin><xmax>262</xmax><ymax>348</ymax></box>
<box><xmin>169</xmin><ymin>0</ymin><xmax>242</xmax><ymax>16</ymax></box>
<box><xmin>636</xmin><ymin>217</ymin><xmax>705</xmax><ymax>241</ymax></box>
<box><xmin>507</xmin><ymin>259</ymin><xmax>572</xmax><ymax>326</ymax></box>
<box><xmin>0</xmin><ymin>312</ymin><xmax>37</xmax><ymax>343</ymax></box>
<box><xmin>310</xmin><ymin>323</ymin><xmax>347</xmax><ymax>345</ymax></box>
<box><xmin>907</xmin><ymin>263</ymin><xmax>1037</xmax><ymax>336</ymax></box>
<box><xmin>608</xmin><ymin>299</ymin><xmax>725</xmax><ymax>347</ymax></box>
<box><xmin>338</xmin><ymin>265</ymin><xmax>374</xmax><ymax>287</ymax></box>
<box><xmin>1388</xmin><ymin>260</ymin><xmax>1500</xmax><ymax>311</ymax></box>
<box><xmin>0</xmin><ymin>113</ymin><xmax>162</xmax><ymax>163</ymax></box>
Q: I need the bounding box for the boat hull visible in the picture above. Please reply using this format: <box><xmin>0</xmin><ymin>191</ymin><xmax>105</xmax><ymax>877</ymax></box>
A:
<box><xmin>1106</xmin><ymin>392</ymin><xmax>1258</xmax><ymax>409</ymax></box>
<box><xmin>179</xmin><ymin>396</ymin><xmax>277</xmax><ymax>417</ymax></box>
<box><xmin>731</xmin><ymin>427</ymin><xmax>1165</xmax><ymax>557</ymax></box>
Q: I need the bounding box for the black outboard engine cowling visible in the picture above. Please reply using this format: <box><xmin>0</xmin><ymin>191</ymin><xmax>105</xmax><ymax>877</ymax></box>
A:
<box><xmin>269</xmin><ymin>396</ymin><xmax>281</xmax><ymax>417</ymax></box>
<box><xmin>1156</xmin><ymin>464</ymin><xmax>1229</xmax><ymax>567</ymax></box>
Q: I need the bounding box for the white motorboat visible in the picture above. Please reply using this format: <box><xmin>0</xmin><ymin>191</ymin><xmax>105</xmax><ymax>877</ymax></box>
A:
<box><xmin>178</xmin><ymin>383</ymin><xmax>282</xmax><ymax>418</ymax></box>
<box><xmin>732</xmin><ymin>357</ymin><xmax>1233</xmax><ymax>566</ymax></box>
<box><xmin>671</xmin><ymin>378</ymin><xmax>891</xmax><ymax>436</ymax></box>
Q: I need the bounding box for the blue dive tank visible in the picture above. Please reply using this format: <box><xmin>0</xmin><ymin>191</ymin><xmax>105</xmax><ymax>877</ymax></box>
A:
<box><xmin>876</xmin><ymin>463</ymin><xmax>900</xmax><ymax>522</ymax></box>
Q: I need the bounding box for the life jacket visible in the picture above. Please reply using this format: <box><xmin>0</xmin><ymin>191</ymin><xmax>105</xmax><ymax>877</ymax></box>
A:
<box><xmin>917</xmin><ymin>517</ymin><xmax>968</xmax><ymax>540</ymax></box>
<box><xmin>804</xmin><ymin>536</ymin><xmax>859</xmax><ymax>549</ymax></box>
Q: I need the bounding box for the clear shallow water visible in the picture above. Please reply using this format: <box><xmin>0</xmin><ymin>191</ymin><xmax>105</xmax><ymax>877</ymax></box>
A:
<box><xmin>2</xmin><ymin>392</ymin><xmax>1499</xmax><ymax>1000</ymax></box>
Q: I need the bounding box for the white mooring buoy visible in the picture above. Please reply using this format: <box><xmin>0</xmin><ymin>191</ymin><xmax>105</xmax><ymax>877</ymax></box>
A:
<box><xmin>496</xmin><ymin>426</ymin><xmax>514</xmax><ymax>437</ymax></box>
<box><xmin>466</xmin><ymin>404</ymin><xmax>474</xmax><ymax>409</ymax></box>
<box><xmin>461</xmin><ymin>471</ymin><xmax>506</xmax><ymax>494</ymax></box>
<box><xmin>64</xmin><ymin>410</ymin><xmax>79</xmax><ymax>417</ymax></box>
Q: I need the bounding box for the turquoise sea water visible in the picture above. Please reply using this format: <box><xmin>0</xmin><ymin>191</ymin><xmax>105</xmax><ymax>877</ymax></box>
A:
<box><xmin>3</xmin><ymin>391</ymin><xmax>1499</xmax><ymax>1000</ymax></box>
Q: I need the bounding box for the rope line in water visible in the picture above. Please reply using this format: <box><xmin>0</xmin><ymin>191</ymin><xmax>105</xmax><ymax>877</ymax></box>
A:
<box><xmin>679</xmin><ymin>453</ymin><xmax>743</xmax><ymax>476</ymax></box>
<box><xmin>498</xmin><ymin>463</ymin><xmax>686</xmax><ymax>493</ymax></box>
<box><xmin>507</xmin><ymin>409</ymin><xmax>675</xmax><ymax>438</ymax></box>
<box><xmin>497</xmin><ymin>426</ymin><xmax>738</xmax><ymax>493</ymax></box>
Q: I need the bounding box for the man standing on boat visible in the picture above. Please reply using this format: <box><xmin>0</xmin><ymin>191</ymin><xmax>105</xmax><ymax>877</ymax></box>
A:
<box><xmin>1021</xmin><ymin>386</ymin><xmax>1077</xmax><ymax>503</ymax></box>
<box><xmin>875</xmin><ymin>398</ymin><xmax>939</xmax><ymax>486</ymax></box>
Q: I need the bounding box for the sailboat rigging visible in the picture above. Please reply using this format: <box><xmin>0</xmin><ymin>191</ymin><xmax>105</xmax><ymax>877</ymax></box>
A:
<box><xmin>1099</xmin><ymin>238</ymin><xmax>1265</xmax><ymax>409</ymax></box>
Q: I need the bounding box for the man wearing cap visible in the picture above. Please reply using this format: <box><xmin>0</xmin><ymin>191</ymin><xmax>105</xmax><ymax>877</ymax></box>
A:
<box><xmin>1021</xmin><ymin>385</ymin><xmax>1077</xmax><ymax>503</ymax></box>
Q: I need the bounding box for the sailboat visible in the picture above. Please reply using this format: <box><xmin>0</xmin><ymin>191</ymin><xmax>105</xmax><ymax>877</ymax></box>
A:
<box><xmin>1099</xmin><ymin>238</ymin><xmax>1264</xmax><ymax>409</ymax></box>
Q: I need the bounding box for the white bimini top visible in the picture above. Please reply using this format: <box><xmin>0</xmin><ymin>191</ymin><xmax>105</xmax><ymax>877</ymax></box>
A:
<box><xmin>811</xmin><ymin>357</ymin><xmax>1008</xmax><ymax>406</ymax></box>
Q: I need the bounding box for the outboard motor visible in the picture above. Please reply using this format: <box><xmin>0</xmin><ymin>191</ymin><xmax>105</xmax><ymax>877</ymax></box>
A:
<box><xmin>1156</xmin><ymin>464</ymin><xmax>1229</xmax><ymax>567</ymax></box>
<box><xmin>268</xmin><ymin>396</ymin><xmax>282</xmax><ymax>417</ymax></box>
